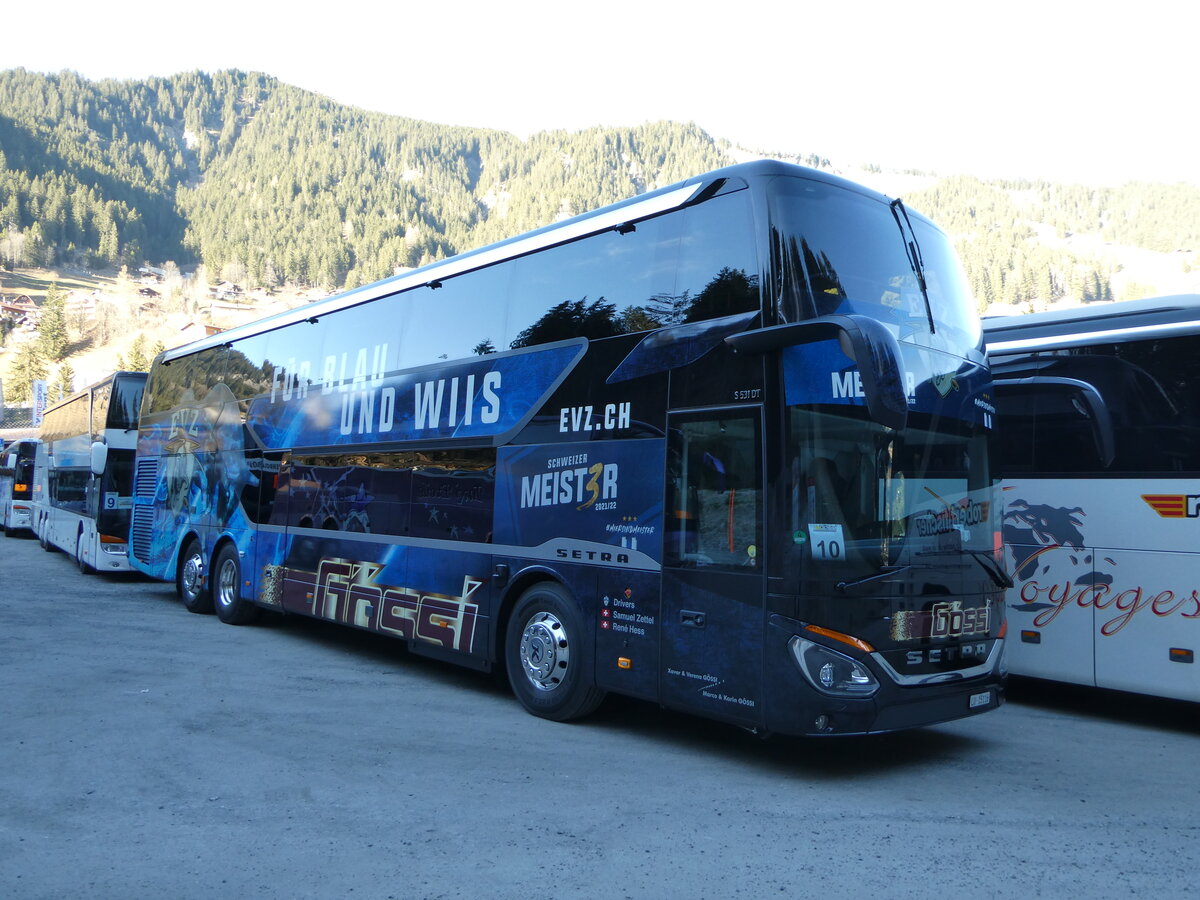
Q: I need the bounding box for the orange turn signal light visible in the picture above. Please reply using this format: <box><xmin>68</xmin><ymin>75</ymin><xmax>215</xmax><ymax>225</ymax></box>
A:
<box><xmin>804</xmin><ymin>624</ymin><xmax>875</xmax><ymax>653</ymax></box>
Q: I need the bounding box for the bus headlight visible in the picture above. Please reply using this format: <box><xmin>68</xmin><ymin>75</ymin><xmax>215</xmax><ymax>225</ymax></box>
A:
<box><xmin>789</xmin><ymin>636</ymin><xmax>880</xmax><ymax>697</ymax></box>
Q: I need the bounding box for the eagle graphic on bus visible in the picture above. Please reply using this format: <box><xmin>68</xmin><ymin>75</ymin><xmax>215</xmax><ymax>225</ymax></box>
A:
<box><xmin>1003</xmin><ymin>494</ymin><xmax>1199</xmax><ymax>636</ymax></box>
<box><xmin>1002</xmin><ymin>498</ymin><xmax>1114</xmax><ymax>613</ymax></box>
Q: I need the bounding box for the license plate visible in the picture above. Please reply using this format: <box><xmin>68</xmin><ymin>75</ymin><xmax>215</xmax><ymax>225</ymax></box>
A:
<box><xmin>969</xmin><ymin>691</ymin><xmax>992</xmax><ymax>709</ymax></box>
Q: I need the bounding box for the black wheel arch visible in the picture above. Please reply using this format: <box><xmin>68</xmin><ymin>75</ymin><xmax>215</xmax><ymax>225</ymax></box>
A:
<box><xmin>494</xmin><ymin>565</ymin><xmax>570</xmax><ymax>670</ymax></box>
<box><xmin>174</xmin><ymin>529</ymin><xmax>205</xmax><ymax>584</ymax></box>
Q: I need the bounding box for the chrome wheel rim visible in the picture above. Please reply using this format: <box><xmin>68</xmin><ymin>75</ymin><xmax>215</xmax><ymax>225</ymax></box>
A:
<box><xmin>181</xmin><ymin>551</ymin><xmax>203</xmax><ymax>600</ymax></box>
<box><xmin>518</xmin><ymin>611</ymin><xmax>569</xmax><ymax>692</ymax></box>
<box><xmin>216</xmin><ymin>557</ymin><xmax>238</xmax><ymax>610</ymax></box>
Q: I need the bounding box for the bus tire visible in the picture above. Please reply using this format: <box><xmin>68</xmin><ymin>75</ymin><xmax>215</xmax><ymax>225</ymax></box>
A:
<box><xmin>39</xmin><ymin>521</ymin><xmax>53</xmax><ymax>552</ymax></box>
<box><xmin>505</xmin><ymin>582</ymin><xmax>605</xmax><ymax>722</ymax></box>
<box><xmin>213</xmin><ymin>544</ymin><xmax>260</xmax><ymax>625</ymax></box>
<box><xmin>76</xmin><ymin>534</ymin><xmax>94</xmax><ymax>575</ymax></box>
<box><xmin>178</xmin><ymin>538</ymin><xmax>214</xmax><ymax>615</ymax></box>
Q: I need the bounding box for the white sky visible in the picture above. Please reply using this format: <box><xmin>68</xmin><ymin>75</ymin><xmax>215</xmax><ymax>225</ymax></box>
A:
<box><xmin>3</xmin><ymin>0</ymin><xmax>1197</xmax><ymax>185</ymax></box>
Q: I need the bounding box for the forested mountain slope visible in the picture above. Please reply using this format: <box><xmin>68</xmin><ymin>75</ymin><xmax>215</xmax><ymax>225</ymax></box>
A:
<box><xmin>2</xmin><ymin>67</ymin><xmax>1197</xmax><ymax>309</ymax></box>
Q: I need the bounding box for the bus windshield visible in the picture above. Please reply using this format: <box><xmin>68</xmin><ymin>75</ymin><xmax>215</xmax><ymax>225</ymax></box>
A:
<box><xmin>769</xmin><ymin>176</ymin><xmax>981</xmax><ymax>349</ymax></box>
<box><xmin>789</xmin><ymin>406</ymin><xmax>998</xmax><ymax>583</ymax></box>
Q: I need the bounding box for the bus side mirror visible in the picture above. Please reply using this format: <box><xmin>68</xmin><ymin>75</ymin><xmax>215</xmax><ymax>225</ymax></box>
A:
<box><xmin>726</xmin><ymin>314</ymin><xmax>909</xmax><ymax>430</ymax></box>
<box><xmin>90</xmin><ymin>441</ymin><xmax>108</xmax><ymax>476</ymax></box>
<box><xmin>993</xmin><ymin>377</ymin><xmax>1115</xmax><ymax>468</ymax></box>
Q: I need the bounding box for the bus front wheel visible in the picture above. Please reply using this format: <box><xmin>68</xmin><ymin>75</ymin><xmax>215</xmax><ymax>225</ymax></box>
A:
<box><xmin>178</xmin><ymin>538</ymin><xmax>214</xmax><ymax>615</ymax></box>
<box><xmin>505</xmin><ymin>583</ymin><xmax>605</xmax><ymax>722</ymax></box>
<box><xmin>213</xmin><ymin>544</ymin><xmax>260</xmax><ymax>626</ymax></box>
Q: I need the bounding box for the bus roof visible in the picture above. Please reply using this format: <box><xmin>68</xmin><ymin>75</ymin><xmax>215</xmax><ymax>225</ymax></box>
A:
<box><xmin>983</xmin><ymin>294</ymin><xmax>1200</xmax><ymax>355</ymax></box>
<box><xmin>158</xmin><ymin>159</ymin><xmax>909</xmax><ymax>365</ymax></box>
<box><xmin>40</xmin><ymin>370</ymin><xmax>147</xmax><ymax>418</ymax></box>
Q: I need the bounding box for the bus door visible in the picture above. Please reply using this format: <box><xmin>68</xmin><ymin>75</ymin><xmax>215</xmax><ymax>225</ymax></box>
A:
<box><xmin>660</xmin><ymin>408</ymin><xmax>765</xmax><ymax>726</ymax></box>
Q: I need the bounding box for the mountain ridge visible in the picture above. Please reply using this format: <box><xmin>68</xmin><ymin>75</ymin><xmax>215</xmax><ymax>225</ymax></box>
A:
<box><xmin>1</xmin><ymin>67</ymin><xmax>1198</xmax><ymax>404</ymax></box>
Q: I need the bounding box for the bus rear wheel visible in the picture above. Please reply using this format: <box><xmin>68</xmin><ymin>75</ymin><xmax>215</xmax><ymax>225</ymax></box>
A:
<box><xmin>76</xmin><ymin>534</ymin><xmax>94</xmax><ymax>575</ymax></box>
<box><xmin>505</xmin><ymin>583</ymin><xmax>605</xmax><ymax>722</ymax></box>
<box><xmin>178</xmin><ymin>538</ymin><xmax>214</xmax><ymax>614</ymax></box>
<box><xmin>213</xmin><ymin>544</ymin><xmax>260</xmax><ymax>626</ymax></box>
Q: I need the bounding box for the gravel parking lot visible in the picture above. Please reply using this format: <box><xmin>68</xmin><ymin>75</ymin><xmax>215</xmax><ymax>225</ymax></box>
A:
<box><xmin>2</xmin><ymin>532</ymin><xmax>1197</xmax><ymax>899</ymax></box>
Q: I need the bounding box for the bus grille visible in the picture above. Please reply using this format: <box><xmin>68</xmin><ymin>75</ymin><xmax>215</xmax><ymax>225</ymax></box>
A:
<box><xmin>131</xmin><ymin>458</ymin><xmax>159</xmax><ymax>564</ymax></box>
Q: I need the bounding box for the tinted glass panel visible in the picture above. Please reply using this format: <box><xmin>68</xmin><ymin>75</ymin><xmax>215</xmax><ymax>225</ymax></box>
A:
<box><xmin>50</xmin><ymin>469</ymin><xmax>89</xmax><ymax>511</ymax></box>
<box><xmin>770</xmin><ymin>176</ymin><xmax>978</xmax><ymax>347</ymax></box>
<box><xmin>397</xmin><ymin>266</ymin><xmax>512</xmax><ymax>366</ymax></box>
<box><xmin>146</xmin><ymin>349</ymin><xmax>226</xmax><ymax>416</ymax></box>
<box><xmin>911</xmin><ymin>218</ymin><xmax>982</xmax><ymax>347</ymax></box>
<box><xmin>285</xmin><ymin>448</ymin><xmax>495</xmax><ymax>540</ymax></box>
<box><xmin>995</xmin><ymin>337</ymin><xmax>1200</xmax><ymax>475</ymax></box>
<box><xmin>16</xmin><ymin>441</ymin><xmax>38</xmax><ymax>466</ymax></box>
<box><xmin>780</xmin><ymin>406</ymin><xmax>996</xmax><ymax>590</ymax></box>
<box><xmin>91</xmin><ymin>381</ymin><xmax>112</xmax><ymax>439</ymax></box>
<box><xmin>143</xmin><ymin>358</ymin><xmax>187</xmax><ymax>417</ymax></box>
<box><xmin>673</xmin><ymin>190</ymin><xmax>759</xmax><ymax>323</ymax></box>
<box><xmin>224</xmin><ymin>336</ymin><xmax>275</xmax><ymax>404</ymax></box>
<box><xmin>261</xmin><ymin>317</ymin><xmax>327</xmax><ymax>397</ymax></box>
<box><xmin>106</xmin><ymin>375</ymin><xmax>146</xmax><ymax>431</ymax></box>
<box><xmin>666</xmin><ymin>411</ymin><xmax>762</xmax><ymax>570</ymax></box>
<box><xmin>508</xmin><ymin>214</ymin><xmax>678</xmax><ymax>348</ymax></box>
<box><xmin>41</xmin><ymin>395</ymin><xmax>89</xmax><ymax>441</ymax></box>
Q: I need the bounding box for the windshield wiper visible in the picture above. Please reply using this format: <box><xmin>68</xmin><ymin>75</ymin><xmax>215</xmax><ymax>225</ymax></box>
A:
<box><xmin>968</xmin><ymin>551</ymin><xmax>1014</xmax><ymax>589</ymax></box>
<box><xmin>889</xmin><ymin>198</ymin><xmax>935</xmax><ymax>333</ymax></box>
<box><xmin>836</xmin><ymin>565</ymin><xmax>915</xmax><ymax>595</ymax></box>
<box><xmin>910</xmin><ymin>546</ymin><xmax>1015</xmax><ymax>589</ymax></box>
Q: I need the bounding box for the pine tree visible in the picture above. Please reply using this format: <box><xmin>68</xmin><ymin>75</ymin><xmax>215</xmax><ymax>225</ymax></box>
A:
<box><xmin>5</xmin><ymin>340</ymin><xmax>48</xmax><ymax>405</ymax></box>
<box><xmin>125</xmin><ymin>333</ymin><xmax>150</xmax><ymax>372</ymax></box>
<box><xmin>37</xmin><ymin>283</ymin><xmax>70</xmax><ymax>362</ymax></box>
<box><xmin>54</xmin><ymin>361</ymin><xmax>75</xmax><ymax>399</ymax></box>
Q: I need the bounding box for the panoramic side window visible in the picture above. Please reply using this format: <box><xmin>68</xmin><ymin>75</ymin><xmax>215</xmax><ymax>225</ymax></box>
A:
<box><xmin>506</xmin><ymin>215</ymin><xmax>678</xmax><ymax>348</ymax></box>
<box><xmin>996</xmin><ymin>341</ymin><xmax>1200</xmax><ymax>477</ymax></box>
<box><xmin>396</xmin><ymin>265</ymin><xmax>514</xmax><ymax>366</ymax></box>
<box><xmin>285</xmin><ymin>448</ymin><xmax>495</xmax><ymax>540</ymax></box>
<box><xmin>673</xmin><ymin>189</ymin><xmax>760</xmax><ymax>323</ymax></box>
<box><xmin>1108</xmin><ymin>339</ymin><xmax>1200</xmax><ymax>472</ymax></box>
<box><xmin>50</xmin><ymin>469</ymin><xmax>89</xmax><ymax>512</ymax></box>
<box><xmin>225</xmin><ymin>334</ymin><xmax>275</xmax><ymax>406</ymax></box>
